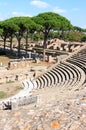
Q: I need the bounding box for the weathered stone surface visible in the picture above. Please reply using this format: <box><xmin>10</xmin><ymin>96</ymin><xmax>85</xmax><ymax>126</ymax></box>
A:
<box><xmin>0</xmin><ymin>94</ymin><xmax>86</xmax><ymax>130</ymax></box>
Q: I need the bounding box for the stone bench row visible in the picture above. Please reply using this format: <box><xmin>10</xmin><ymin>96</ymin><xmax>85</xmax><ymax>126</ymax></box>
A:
<box><xmin>66</xmin><ymin>48</ymin><xmax>86</xmax><ymax>89</ymax></box>
<box><xmin>70</xmin><ymin>53</ymin><xmax>86</xmax><ymax>60</ymax></box>
<box><xmin>67</xmin><ymin>58</ymin><xmax>86</xmax><ymax>73</ymax></box>
<box><xmin>21</xmin><ymin>47</ymin><xmax>86</xmax><ymax>97</ymax></box>
<box><xmin>31</xmin><ymin>62</ymin><xmax>83</xmax><ymax>90</ymax></box>
<box><xmin>71</xmin><ymin>54</ymin><xmax>86</xmax><ymax>60</ymax></box>
<box><xmin>70</xmin><ymin>48</ymin><xmax>86</xmax><ymax>58</ymax></box>
<box><xmin>58</xmin><ymin>62</ymin><xmax>80</xmax><ymax>89</ymax></box>
<box><xmin>66</xmin><ymin>61</ymin><xmax>85</xmax><ymax>89</ymax></box>
<box><xmin>69</xmin><ymin>57</ymin><xmax>86</xmax><ymax>65</ymax></box>
<box><xmin>67</xmin><ymin>48</ymin><xmax>86</xmax><ymax>69</ymax></box>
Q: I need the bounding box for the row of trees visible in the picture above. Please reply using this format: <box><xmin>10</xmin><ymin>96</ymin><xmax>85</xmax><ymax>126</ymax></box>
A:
<box><xmin>0</xmin><ymin>12</ymin><xmax>86</xmax><ymax>61</ymax></box>
<box><xmin>32</xmin><ymin>29</ymin><xmax>86</xmax><ymax>42</ymax></box>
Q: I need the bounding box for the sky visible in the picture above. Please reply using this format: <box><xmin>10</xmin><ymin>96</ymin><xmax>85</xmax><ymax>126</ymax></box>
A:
<box><xmin>0</xmin><ymin>0</ymin><xmax>86</xmax><ymax>28</ymax></box>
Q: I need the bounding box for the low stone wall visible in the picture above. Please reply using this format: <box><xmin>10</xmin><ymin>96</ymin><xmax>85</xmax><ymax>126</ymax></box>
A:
<box><xmin>0</xmin><ymin>71</ymin><xmax>34</xmax><ymax>84</ymax></box>
<box><xmin>8</xmin><ymin>59</ymin><xmax>32</xmax><ymax>70</ymax></box>
<box><xmin>11</xmin><ymin>95</ymin><xmax>38</xmax><ymax>109</ymax></box>
<box><xmin>0</xmin><ymin>95</ymin><xmax>38</xmax><ymax>110</ymax></box>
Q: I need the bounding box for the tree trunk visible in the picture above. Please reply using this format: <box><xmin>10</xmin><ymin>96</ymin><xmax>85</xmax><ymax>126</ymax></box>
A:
<box><xmin>43</xmin><ymin>48</ymin><xmax>46</xmax><ymax>61</ymax></box>
<box><xmin>61</xmin><ymin>30</ymin><xmax>64</xmax><ymax>39</ymax></box>
<box><xmin>15</xmin><ymin>33</ymin><xmax>22</xmax><ymax>57</ymax></box>
<box><xmin>3</xmin><ymin>38</ymin><xmax>6</xmax><ymax>51</ymax></box>
<box><xmin>25</xmin><ymin>30</ymin><xmax>28</xmax><ymax>56</ymax></box>
<box><xmin>43</xmin><ymin>34</ymin><xmax>47</xmax><ymax>61</ymax></box>
<box><xmin>10</xmin><ymin>36</ymin><xmax>13</xmax><ymax>52</ymax></box>
<box><xmin>17</xmin><ymin>38</ymin><xmax>21</xmax><ymax>56</ymax></box>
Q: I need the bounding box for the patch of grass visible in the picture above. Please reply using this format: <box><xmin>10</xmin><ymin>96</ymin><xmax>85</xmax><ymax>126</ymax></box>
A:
<box><xmin>15</xmin><ymin>86</ymin><xmax>23</xmax><ymax>91</ymax></box>
<box><xmin>0</xmin><ymin>91</ymin><xmax>7</xmax><ymax>99</ymax></box>
<box><xmin>0</xmin><ymin>82</ymin><xmax>3</xmax><ymax>85</ymax></box>
<box><xmin>6</xmin><ymin>80</ymin><xmax>14</xmax><ymax>84</ymax></box>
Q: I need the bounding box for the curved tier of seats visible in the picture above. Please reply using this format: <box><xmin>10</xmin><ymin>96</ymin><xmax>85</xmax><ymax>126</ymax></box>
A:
<box><xmin>60</xmin><ymin>62</ymin><xmax>80</xmax><ymax>88</ymax></box>
<box><xmin>32</xmin><ymin>61</ymin><xmax>85</xmax><ymax>90</ymax></box>
<box><xmin>67</xmin><ymin>58</ymin><xmax>86</xmax><ymax>73</ymax></box>
<box><xmin>56</xmin><ymin>63</ymin><xmax>79</xmax><ymax>88</ymax></box>
<box><xmin>24</xmin><ymin>46</ymin><xmax>86</xmax><ymax>92</ymax></box>
<box><xmin>66</xmin><ymin>48</ymin><xmax>86</xmax><ymax>88</ymax></box>
<box><xmin>67</xmin><ymin>48</ymin><xmax>86</xmax><ymax>74</ymax></box>
<box><xmin>53</xmin><ymin>66</ymin><xmax>69</xmax><ymax>88</ymax></box>
<box><xmin>64</xmin><ymin>62</ymin><xmax>85</xmax><ymax>90</ymax></box>
<box><xmin>31</xmin><ymin>47</ymin><xmax>86</xmax><ymax>90</ymax></box>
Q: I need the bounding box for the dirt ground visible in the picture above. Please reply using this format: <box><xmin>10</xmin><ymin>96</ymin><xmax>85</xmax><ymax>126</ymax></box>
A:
<box><xmin>0</xmin><ymin>55</ymin><xmax>10</xmax><ymax>67</ymax></box>
<box><xmin>0</xmin><ymin>55</ymin><xmax>53</xmax><ymax>100</ymax></box>
<box><xmin>0</xmin><ymin>81</ymin><xmax>22</xmax><ymax>100</ymax></box>
<box><xmin>0</xmin><ymin>55</ymin><xmax>23</xmax><ymax>99</ymax></box>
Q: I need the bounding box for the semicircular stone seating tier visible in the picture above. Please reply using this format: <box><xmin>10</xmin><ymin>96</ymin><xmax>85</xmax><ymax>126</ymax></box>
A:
<box><xmin>32</xmin><ymin>45</ymin><xmax>86</xmax><ymax>90</ymax></box>
<box><xmin>0</xmin><ymin>45</ymin><xmax>86</xmax><ymax>109</ymax></box>
<box><xmin>32</xmin><ymin>61</ymin><xmax>85</xmax><ymax>90</ymax></box>
<box><xmin>55</xmin><ymin>63</ymin><xmax>80</xmax><ymax>89</ymax></box>
<box><xmin>60</xmin><ymin>62</ymin><xmax>81</xmax><ymax>89</ymax></box>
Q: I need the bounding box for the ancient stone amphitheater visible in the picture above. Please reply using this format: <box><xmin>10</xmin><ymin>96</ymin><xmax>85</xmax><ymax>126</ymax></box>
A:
<box><xmin>0</xmin><ymin>43</ymin><xmax>86</xmax><ymax>107</ymax></box>
<box><xmin>0</xmin><ymin>43</ymin><xmax>86</xmax><ymax>130</ymax></box>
